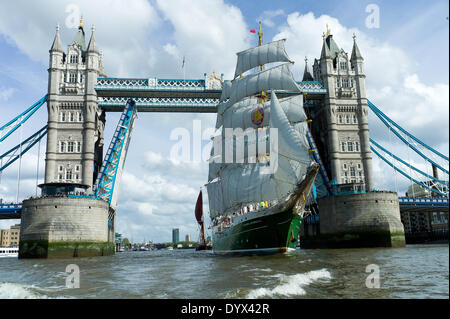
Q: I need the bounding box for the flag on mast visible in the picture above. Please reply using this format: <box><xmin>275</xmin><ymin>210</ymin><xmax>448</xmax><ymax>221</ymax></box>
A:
<box><xmin>250</xmin><ymin>29</ymin><xmax>256</xmax><ymax>33</ymax></box>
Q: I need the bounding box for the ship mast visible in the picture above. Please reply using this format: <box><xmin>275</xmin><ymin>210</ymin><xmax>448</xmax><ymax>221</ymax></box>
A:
<box><xmin>257</xmin><ymin>21</ymin><xmax>266</xmax><ymax>102</ymax></box>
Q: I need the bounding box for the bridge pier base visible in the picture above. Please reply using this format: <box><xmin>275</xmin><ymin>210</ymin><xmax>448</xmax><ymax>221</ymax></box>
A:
<box><xmin>18</xmin><ymin>197</ymin><xmax>114</xmax><ymax>258</ymax></box>
<box><xmin>300</xmin><ymin>192</ymin><xmax>406</xmax><ymax>249</ymax></box>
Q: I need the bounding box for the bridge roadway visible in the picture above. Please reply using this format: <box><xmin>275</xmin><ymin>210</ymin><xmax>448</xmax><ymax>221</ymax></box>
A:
<box><xmin>2</xmin><ymin>197</ymin><xmax>447</xmax><ymax>220</ymax></box>
<box><xmin>95</xmin><ymin>78</ymin><xmax>327</xmax><ymax>112</ymax></box>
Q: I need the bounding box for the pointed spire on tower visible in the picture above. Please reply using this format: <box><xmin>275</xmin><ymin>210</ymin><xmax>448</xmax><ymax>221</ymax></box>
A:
<box><xmin>351</xmin><ymin>33</ymin><xmax>363</xmax><ymax>61</ymax></box>
<box><xmin>87</xmin><ymin>25</ymin><xmax>99</xmax><ymax>54</ymax></box>
<box><xmin>302</xmin><ymin>56</ymin><xmax>314</xmax><ymax>81</ymax></box>
<box><xmin>50</xmin><ymin>24</ymin><xmax>64</xmax><ymax>53</ymax></box>
<box><xmin>320</xmin><ymin>33</ymin><xmax>331</xmax><ymax>59</ymax></box>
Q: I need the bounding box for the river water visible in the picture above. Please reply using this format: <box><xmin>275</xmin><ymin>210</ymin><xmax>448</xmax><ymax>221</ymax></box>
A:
<box><xmin>0</xmin><ymin>244</ymin><xmax>448</xmax><ymax>299</ymax></box>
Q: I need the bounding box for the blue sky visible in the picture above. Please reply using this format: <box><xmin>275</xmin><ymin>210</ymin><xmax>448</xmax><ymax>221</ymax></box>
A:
<box><xmin>0</xmin><ymin>0</ymin><xmax>448</xmax><ymax>243</ymax></box>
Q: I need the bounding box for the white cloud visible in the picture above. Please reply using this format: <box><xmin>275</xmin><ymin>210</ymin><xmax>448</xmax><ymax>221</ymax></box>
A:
<box><xmin>258</xmin><ymin>9</ymin><xmax>285</xmax><ymax>28</ymax></box>
<box><xmin>0</xmin><ymin>87</ymin><xmax>15</xmax><ymax>101</ymax></box>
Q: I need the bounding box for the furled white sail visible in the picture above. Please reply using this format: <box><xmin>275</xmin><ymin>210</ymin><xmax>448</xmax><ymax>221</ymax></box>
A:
<box><xmin>222</xmin><ymin>95</ymin><xmax>306</xmax><ymax>130</ymax></box>
<box><xmin>220</xmin><ymin>80</ymin><xmax>232</xmax><ymax>102</ymax></box>
<box><xmin>228</xmin><ymin>63</ymin><xmax>300</xmax><ymax>106</ymax></box>
<box><xmin>234</xmin><ymin>39</ymin><xmax>291</xmax><ymax>78</ymax></box>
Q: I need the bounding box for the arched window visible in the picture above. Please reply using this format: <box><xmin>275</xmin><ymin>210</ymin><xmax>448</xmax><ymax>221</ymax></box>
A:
<box><xmin>338</xmin><ymin>115</ymin><xmax>343</xmax><ymax>124</ymax></box>
<box><xmin>60</xmin><ymin>112</ymin><xmax>66</xmax><ymax>122</ymax></box>
<box><xmin>69</xmin><ymin>112</ymin><xmax>74</xmax><ymax>122</ymax></box>
<box><xmin>346</xmin><ymin>115</ymin><xmax>350</xmax><ymax>124</ymax></box>
<box><xmin>348</xmin><ymin>142</ymin><xmax>353</xmax><ymax>152</ymax></box>
<box><xmin>67</xmin><ymin>142</ymin><xmax>74</xmax><ymax>153</ymax></box>
<box><xmin>353</xmin><ymin>115</ymin><xmax>357</xmax><ymax>124</ymax></box>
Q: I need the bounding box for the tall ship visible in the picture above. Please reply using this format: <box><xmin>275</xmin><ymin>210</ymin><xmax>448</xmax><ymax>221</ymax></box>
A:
<box><xmin>206</xmin><ymin>26</ymin><xmax>319</xmax><ymax>254</ymax></box>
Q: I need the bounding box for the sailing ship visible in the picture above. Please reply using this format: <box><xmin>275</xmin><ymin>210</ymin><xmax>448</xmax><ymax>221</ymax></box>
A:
<box><xmin>206</xmin><ymin>25</ymin><xmax>319</xmax><ymax>254</ymax></box>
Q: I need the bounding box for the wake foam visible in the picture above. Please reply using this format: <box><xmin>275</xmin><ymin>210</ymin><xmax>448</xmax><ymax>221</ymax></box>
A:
<box><xmin>247</xmin><ymin>269</ymin><xmax>331</xmax><ymax>298</ymax></box>
<box><xmin>0</xmin><ymin>282</ymin><xmax>50</xmax><ymax>299</ymax></box>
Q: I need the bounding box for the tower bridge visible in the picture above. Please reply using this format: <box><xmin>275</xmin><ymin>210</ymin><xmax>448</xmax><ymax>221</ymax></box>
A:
<box><xmin>0</xmin><ymin>22</ymin><xmax>448</xmax><ymax>257</ymax></box>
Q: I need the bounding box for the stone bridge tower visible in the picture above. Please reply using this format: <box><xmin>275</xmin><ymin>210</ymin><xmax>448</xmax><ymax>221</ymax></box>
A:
<box><xmin>311</xmin><ymin>31</ymin><xmax>374</xmax><ymax>192</ymax></box>
<box><xmin>46</xmin><ymin>21</ymin><xmax>107</xmax><ymax>193</ymax></box>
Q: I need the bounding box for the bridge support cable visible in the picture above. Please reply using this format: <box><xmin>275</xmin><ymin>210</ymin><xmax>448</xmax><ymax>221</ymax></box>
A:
<box><xmin>94</xmin><ymin>99</ymin><xmax>138</xmax><ymax>209</ymax></box>
<box><xmin>0</xmin><ymin>126</ymin><xmax>48</xmax><ymax>173</ymax></box>
<box><xmin>0</xmin><ymin>95</ymin><xmax>48</xmax><ymax>143</ymax></box>
<box><xmin>370</xmin><ymin>145</ymin><xmax>447</xmax><ymax>197</ymax></box>
<box><xmin>370</xmin><ymin>138</ymin><xmax>448</xmax><ymax>186</ymax></box>
<box><xmin>367</xmin><ymin>100</ymin><xmax>448</xmax><ymax>161</ymax></box>
<box><xmin>367</xmin><ymin>100</ymin><xmax>449</xmax><ymax>175</ymax></box>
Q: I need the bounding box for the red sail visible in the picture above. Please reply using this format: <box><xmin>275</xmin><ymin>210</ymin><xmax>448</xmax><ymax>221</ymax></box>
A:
<box><xmin>195</xmin><ymin>190</ymin><xmax>203</xmax><ymax>224</ymax></box>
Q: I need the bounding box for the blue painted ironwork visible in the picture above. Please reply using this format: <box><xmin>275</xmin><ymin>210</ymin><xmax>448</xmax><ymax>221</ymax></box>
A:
<box><xmin>94</xmin><ymin>99</ymin><xmax>137</xmax><ymax>207</ymax></box>
<box><xmin>368</xmin><ymin>100</ymin><xmax>449</xmax><ymax>174</ymax></box>
<box><xmin>0</xmin><ymin>95</ymin><xmax>47</xmax><ymax>143</ymax></box>
<box><xmin>0</xmin><ymin>203</ymin><xmax>22</xmax><ymax>219</ymax></box>
<box><xmin>96</xmin><ymin>77</ymin><xmax>327</xmax><ymax>94</ymax></box>
<box><xmin>98</xmin><ymin>96</ymin><xmax>219</xmax><ymax>112</ymax></box>
<box><xmin>370</xmin><ymin>145</ymin><xmax>447</xmax><ymax>197</ymax></box>
<box><xmin>306</xmin><ymin>130</ymin><xmax>333</xmax><ymax>198</ymax></box>
<box><xmin>398</xmin><ymin>196</ymin><xmax>448</xmax><ymax>208</ymax></box>
<box><xmin>368</xmin><ymin>100</ymin><xmax>448</xmax><ymax>161</ymax></box>
<box><xmin>0</xmin><ymin>125</ymin><xmax>48</xmax><ymax>172</ymax></box>
<box><xmin>371</xmin><ymin>138</ymin><xmax>448</xmax><ymax>186</ymax></box>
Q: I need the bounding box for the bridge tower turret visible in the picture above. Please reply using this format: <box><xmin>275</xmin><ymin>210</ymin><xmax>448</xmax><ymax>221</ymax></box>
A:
<box><xmin>44</xmin><ymin>21</ymin><xmax>105</xmax><ymax>194</ymax></box>
<box><xmin>312</xmin><ymin>31</ymin><xmax>374</xmax><ymax>192</ymax></box>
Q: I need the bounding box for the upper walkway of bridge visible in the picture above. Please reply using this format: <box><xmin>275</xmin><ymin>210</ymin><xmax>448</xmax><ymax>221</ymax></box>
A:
<box><xmin>95</xmin><ymin>78</ymin><xmax>327</xmax><ymax>112</ymax></box>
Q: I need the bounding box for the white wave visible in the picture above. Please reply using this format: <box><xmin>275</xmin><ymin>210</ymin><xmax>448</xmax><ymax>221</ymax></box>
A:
<box><xmin>0</xmin><ymin>283</ymin><xmax>49</xmax><ymax>299</ymax></box>
<box><xmin>247</xmin><ymin>269</ymin><xmax>331</xmax><ymax>298</ymax></box>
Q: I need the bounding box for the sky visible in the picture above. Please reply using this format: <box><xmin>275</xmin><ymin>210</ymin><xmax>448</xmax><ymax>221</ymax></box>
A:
<box><xmin>0</xmin><ymin>0</ymin><xmax>448</xmax><ymax>243</ymax></box>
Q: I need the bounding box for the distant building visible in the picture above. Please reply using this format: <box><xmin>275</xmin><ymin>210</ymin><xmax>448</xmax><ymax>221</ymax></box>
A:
<box><xmin>172</xmin><ymin>228</ymin><xmax>179</xmax><ymax>243</ymax></box>
<box><xmin>185</xmin><ymin>234</ymin><xmax>191</xmax><ymax>242</ymax></box>
<box><xmin>0</xmin><ymin>224</ymin><xmax>20</xmax><ymax>247</ymax></box>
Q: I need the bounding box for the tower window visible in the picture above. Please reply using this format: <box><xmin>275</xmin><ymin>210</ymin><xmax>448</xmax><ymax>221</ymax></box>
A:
<box><xmin>69</xmin><ymin>73</ymin><xmax>77</xmax><ymax>83</ymax></box>
<box><xmin>69</xmin><ymin>55</ymin><xmax>78</xmax><ymax>64</ymax></box>
<box><xmin>340</xmin><ymin>62</ymin><xmax>347</xmax><ymax>70</ymax></box>
<box><xmin>348</xmin><ymin>142</ymin><xmax>353</xmax><ymax>152</ymax></box>
<box><xmin>78</xmin><ymin>112</ymin><xmax>83</xmax><ymax>122</ymax></box>
<box><xmin>341</xmin><ymin>142</ymin><xmax>346</xmax><ymax>152</ymax></box>
<box><xmin>353</xmin><ymin>115</ymin><xmax>357</xmax><ymax>124</ymax></box>
<box><xmin>75</xmin><ymin>165</ymin><xmax>80</xmax><ymax>172</ymax></box>
<box><xmin>343</xmin><ymin>163</ymin><xmax>348</xmax><ymax>170</ymax></box>
<box><xmin>60</xmin><ymin>142</ymin><xmax>66</xmax><ymax>153</ymax></box>
<box><xmin>60</xmin><ymin>112</ymin><xmax>66</xmax><ymax>122</ymax></box>
<box><xmin>67</xmin><ymin>142</ymin><xmax>74</xmax><ymax>153</ymax></box>
<box><xmin>76</xmin><ymin>142</ymin><xmax>81</xmax><ymax>153</ymax></box>
<box><xmin>66</xmin><ymin>170</ymin><xmax>72</xmax><ymax>180</ymax></box>
<box><xmin>350</xmin><ymin>167</ymin><xmax>356</xmax><ymax>177</ymax></box>
<box><xmin>346</xmin><ymin>115</ymin><xmax>350</xmax><ymax>124</ymax></box>
<box><xmin>342</xmin><ymin>78</ymin><xmax>349</xmax><ymax>88</ymax></box>
<box><xmin>69</xmin><ymin>112</ymin><xmax>74</xmax><ymax>122</ymax></box>
<box><xmin>355</xmin><ymin>142</ymin><xmax>360</xmax><ymax>152</ymax></box>
<box><xmin>59</xmin><ymin>165</ymin><xmax>63</xmax><ymax>172</ymax></box>
<box><xmin>338</xmin><ymin>115</ymin><xmax>343</xmax><ymax>124</ymax></box>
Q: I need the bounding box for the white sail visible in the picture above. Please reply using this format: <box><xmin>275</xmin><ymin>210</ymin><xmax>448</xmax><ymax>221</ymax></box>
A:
<box><xmin>269</xmin><ymin>91</ymin><xmax>311</xmax><ymax>165</ymax></box>
<box><xmin>222</xmin><ymin>95</ymin><xmax>307</xmax><ymax>130</ymax></box>
<box><xmin>220</xmin><ymin>80</ymin><xmax>232</xmax><ymax>102</ymax></box>
<box><xmin>228</xmin><ymin>63</ymin><xmax>300</xmax><ymax>106</ymax></box>
<box><xmin>234</xmin><ymin>39</ymin><xmax>291</xmax><ymax>78</ymax></box>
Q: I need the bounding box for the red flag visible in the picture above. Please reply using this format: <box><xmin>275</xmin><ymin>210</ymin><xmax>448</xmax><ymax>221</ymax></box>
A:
<box><xmin>250</xmin><ymin>29</ymin><xmax>256</xmax><ymax>33</ymax></box>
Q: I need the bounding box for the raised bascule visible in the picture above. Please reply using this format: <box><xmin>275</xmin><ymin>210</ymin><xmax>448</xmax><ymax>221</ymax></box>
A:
<box><xmin>0</xmin><ymin>21</ymin><xmax>448</xmax><ymax>257</ymax></box>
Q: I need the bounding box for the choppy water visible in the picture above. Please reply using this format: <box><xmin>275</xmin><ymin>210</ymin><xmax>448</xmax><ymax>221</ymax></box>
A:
<box><xmin>0</xmin><ymin>244</ymin><xmax>448</xmax><ymax>299</ymax></box>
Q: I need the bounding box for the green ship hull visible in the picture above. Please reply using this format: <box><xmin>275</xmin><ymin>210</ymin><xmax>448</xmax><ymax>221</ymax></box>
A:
<box><xmin>212</xmin><ymin>166</ymin><xmax>318</xmax><ymax>255</ymax></box>
<box><xmin>212</xmin><ymin>206</ymin><xmax>302</xmax><ymax>254</ymax></box>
